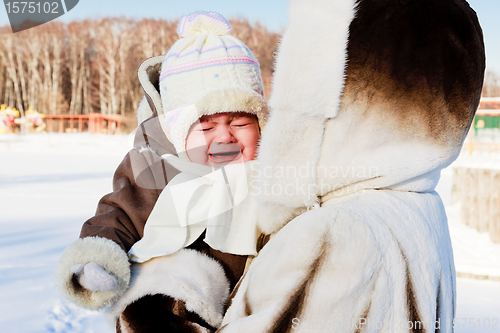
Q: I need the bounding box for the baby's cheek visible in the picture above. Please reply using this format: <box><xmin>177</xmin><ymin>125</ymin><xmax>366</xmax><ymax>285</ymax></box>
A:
<box><xmin>242</xmin><ymin>141</ymin><xmax>258</xmax><ymax>162</ymax></box>
<box><xmin>186</xmin><ymin>144</ymin><xmax>210</xmax><ymax>165</ymax></box>
<box><xmin>185</xmin><ymin>133</ymin><xmax>210</xmax><ymax>165</ymax></box>
<box><xmin>245</xmin><ymin>129</ymin><xmax>260</xmax><ymax>161</ymax></box>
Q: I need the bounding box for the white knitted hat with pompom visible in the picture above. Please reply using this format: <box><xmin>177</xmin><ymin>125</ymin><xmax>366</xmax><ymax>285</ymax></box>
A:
<box><xmin>159</xmin><ymin>11</ymin><xmax>268</xmax><ymax>154</ymax></box>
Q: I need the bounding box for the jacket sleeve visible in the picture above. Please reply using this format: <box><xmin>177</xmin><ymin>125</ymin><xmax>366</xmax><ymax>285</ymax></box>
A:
<box><xmin>56</xmin><ymin>115</ymin><xmax>180</xmax><ymax>310</ymax></box>
<box><xmin>80</xmin><ymin>115</ymin><xmax>180</xmax><ymax>252</ymax></box>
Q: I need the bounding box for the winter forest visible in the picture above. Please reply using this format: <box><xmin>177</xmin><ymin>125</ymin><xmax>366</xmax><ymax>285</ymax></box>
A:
<box><xmin>0</xmin><ymin>18</ymin><xmax>279</xmax><ymax>130</ymax></box>
<box><xmin>1</xmin><ymin>18</ymin><xmax>500</xmax><ymax>128</ymax></box>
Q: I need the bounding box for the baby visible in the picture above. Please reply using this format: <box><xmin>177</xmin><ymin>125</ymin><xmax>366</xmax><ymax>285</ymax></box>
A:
<box><xmin>127</xmin><ymin>110</ymin><xmax>265</xmax><ymax>263</ymax></box>
<box><xmin>185</xmin><ymin>112</ymin><xmax>260</xmax><ymax>167</ymax></box>
<box><xmin>57</xmin><ymin>11</ymin><xmax>268</xmax><ymax>331</ymax></box>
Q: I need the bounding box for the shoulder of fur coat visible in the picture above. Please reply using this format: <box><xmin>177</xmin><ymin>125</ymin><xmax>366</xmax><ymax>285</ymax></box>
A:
<box><xmin>221</xmin><ymin>190</ymin><xmax>455</xmax><ymax>332</ymax></box>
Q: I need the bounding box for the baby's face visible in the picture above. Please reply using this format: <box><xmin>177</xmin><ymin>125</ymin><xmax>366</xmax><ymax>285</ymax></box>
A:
<box><xmin>185</xmin><ymin>112</ymin><xmax>260</xmax><ymax>167</ymax></box>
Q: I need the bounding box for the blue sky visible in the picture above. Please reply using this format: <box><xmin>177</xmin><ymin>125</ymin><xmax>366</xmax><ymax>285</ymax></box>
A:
<box><xmin>0</xmin><ymin>0</ymin><xmax>499</xmax><ymax>72</ymax></box>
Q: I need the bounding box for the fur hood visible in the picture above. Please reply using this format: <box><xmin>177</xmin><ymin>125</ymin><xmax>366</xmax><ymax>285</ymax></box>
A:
<box><xmin>257</xmin><ymin>0</ymin><xmax>485</xmax><ymax>234</ymax></box>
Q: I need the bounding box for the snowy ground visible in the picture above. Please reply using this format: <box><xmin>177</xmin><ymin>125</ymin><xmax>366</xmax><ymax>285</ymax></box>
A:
<box><xmin>0</xmin><ymin>133</ymin><xmax>499</xmax><ymax>333</ymax></box>
<box><xmin>0</xmin><ymin>133</ymin><xmax>131</xmax><ymax>333</ymax></box>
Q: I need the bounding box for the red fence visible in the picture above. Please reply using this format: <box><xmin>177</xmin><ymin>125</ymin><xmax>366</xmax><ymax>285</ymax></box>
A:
<box><xmin>44</xmin><ymin>114</ymin><xmax>123</xmax><ymax>134</ymax></box>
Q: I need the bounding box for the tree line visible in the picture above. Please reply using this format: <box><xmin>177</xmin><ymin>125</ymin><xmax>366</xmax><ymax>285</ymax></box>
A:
<box><xmin>0</xmin><ymin>18</ymin><xmax>280</xmax><ymax>123</ymax></box>
<box><xmin>1</xmin><ymin>17</ymin><xmax>497</xmax><ymax>126</ymax></box>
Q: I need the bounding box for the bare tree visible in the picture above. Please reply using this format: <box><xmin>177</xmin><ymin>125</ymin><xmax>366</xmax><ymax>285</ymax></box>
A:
<box><xmin>66</xmin><ymin>21</ymin><xmax>90</xmax><ymax>114</ymax></box>
<box><xmin>0</xmin><ymin>35</ymin><xmax>25</xmax><ymax>115</ymax></box>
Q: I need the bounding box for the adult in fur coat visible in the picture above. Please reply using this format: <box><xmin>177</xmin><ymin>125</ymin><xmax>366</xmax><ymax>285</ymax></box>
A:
<box><xmin>218</xmin><ymin>0</ymin><xmax>484</xmax><ymax>332</ymax></box>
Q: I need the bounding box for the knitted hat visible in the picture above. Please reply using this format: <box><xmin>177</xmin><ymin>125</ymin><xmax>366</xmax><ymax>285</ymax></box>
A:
<box><xmin>159</xmin><ymin>12</ymin><xmax>268</xmax><ymax>154</ymax></box>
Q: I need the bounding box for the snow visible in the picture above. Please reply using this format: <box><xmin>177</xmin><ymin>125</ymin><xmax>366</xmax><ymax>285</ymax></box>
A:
<box><xmin>0</xmin><ymin>133</ymin><xmax>130</xmax><ymax>333</ymax></box>
<box><xmin>455</xmin><ymin>278</ymin><xmax>500</xmax><ymax>332</ymax></box>
<box><xmin>0</xmin><ymin>133</ymin><xmax>499</xmax><ymax>332</ymax></box>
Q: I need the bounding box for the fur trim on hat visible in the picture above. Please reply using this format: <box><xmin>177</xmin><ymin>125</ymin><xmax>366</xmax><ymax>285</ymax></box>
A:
<box><xmin>196</xmin><ymin>88</ymin><xmax>267</xmax><ymax>129</ymax></box>
<box><xmin>163</xmin><ymin>88</ymin><xmax>268</xmax><ymax>154</ymax></box>
<box><xmin>56</xmin><ymin>237</ymin><xmax>131</xmax><ymax>310</ymax></box>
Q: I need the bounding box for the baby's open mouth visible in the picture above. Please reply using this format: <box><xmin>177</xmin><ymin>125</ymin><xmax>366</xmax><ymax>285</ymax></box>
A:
<box><xmin>210</xmin><ymin>151</ymin><xmax>239</xmax><ymax>157</ymax></box>
<box><xmin>209</xmin><ymin>151</ymin><xmax>241</xmax><ymax>163</ymax></box>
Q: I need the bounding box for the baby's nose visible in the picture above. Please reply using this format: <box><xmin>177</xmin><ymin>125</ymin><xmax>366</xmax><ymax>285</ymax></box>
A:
<box><xmin>215</xmin><ymin>126</ymin><xmax>235</xmax><ymax>143</ymax></box>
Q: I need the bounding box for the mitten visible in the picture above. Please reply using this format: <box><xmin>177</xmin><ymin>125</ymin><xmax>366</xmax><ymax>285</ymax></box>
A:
<box><xmin>71</xmin><ymin>262</ymin><xmax>118</xmax><ymax>291</ymax></box>
<box><xmin>56</xmin><ymin>237</ymin><xmax>130</xmax><ymax>310</ymax></box>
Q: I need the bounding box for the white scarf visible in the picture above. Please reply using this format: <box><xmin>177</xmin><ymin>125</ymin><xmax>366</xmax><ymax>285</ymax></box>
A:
<box><xmin>128</xmin><ymin>154</ymin><xmax>260</xmax><ymax>263</ymax></box>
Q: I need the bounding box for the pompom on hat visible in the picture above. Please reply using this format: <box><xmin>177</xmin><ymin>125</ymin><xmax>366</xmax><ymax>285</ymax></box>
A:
<box><xmin>159</xmin><ymin>11</ymin><xmax>268</xmax><ymax>155</ymax></box>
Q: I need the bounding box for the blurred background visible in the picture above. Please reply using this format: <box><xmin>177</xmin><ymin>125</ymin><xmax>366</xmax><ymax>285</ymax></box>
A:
<box><xmin>0</xmin><ymin>1</ymin><xmax>499</xmax><ymax>332</ymax></box>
